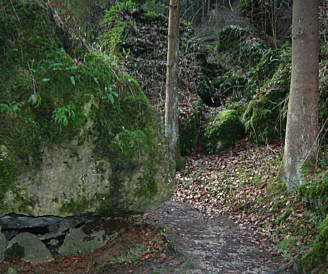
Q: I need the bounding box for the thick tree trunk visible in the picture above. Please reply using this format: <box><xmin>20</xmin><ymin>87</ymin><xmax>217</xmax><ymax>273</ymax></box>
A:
<box><xmin>281</xmin><ymin>0</ymin><xmax>319</xmax><ymax>189</ymax></box>
<box><xmin>165</xmin><ymin>0</ymin><xmax>180</xmax><ymax>158</ymax></box>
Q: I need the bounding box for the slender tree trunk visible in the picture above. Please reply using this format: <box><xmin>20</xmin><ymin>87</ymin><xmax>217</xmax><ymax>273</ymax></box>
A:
<box><xmin>281</xmin><ymin>0</ymin><xmax>319</xmax><ymax>189</ymax></box>
<box><xmin>202</xmin><ymin>0</ymin><xmax>205</xmax><ymax>23</ymax></box>
<box><xmin>165</xmin><ymin>0</ymin><xmax>180</xmax><ymax>159</ymax></box>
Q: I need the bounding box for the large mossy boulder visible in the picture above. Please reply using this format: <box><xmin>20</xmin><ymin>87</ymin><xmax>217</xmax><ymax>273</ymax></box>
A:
<box><xmin>0</xmin><ymin>0</ymin><xmax>175</xmax><ymax>217</ymax></box>
<box><xmin>202</xmin><ymin>110</ymin><xmax>245</xmax><ymax>154</ymax></box>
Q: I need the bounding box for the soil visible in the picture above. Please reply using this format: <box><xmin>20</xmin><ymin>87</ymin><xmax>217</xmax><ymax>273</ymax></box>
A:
<box><xmin>0</xmin><ymin>199</ymin><xmax>294</xmax><ymax>273</ymax></box>
<box><xmin>144</xmin><ymin>200</ymin><xmax>293</xmax><ymax>274</ymax></box>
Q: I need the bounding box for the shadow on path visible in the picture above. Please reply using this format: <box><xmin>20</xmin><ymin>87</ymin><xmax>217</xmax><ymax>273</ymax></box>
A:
<box><xmin>144</xmin><ymin>200</ymin><xmax>294</xmax><ymax>274</ymax></box>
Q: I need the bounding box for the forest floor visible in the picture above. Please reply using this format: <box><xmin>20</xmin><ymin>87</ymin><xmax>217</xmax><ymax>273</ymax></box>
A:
<box><xmin>1</xmin><ymin>139</ymin><xmax>309</xmax><ymax>274</ymax></box>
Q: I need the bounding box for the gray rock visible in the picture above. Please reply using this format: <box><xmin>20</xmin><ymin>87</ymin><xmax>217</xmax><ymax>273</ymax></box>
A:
<box><xmin>0</xmin><ymin>215</ymin><xmax>62</xmax><ymax>230</ymax></box>
<box><xmin>0</xmin><ymin>215</ymin><xmax>90</xmax><ymax>241</ymax></box>
<box><xmin>6</xmin><ymin>232</ymin><xmax>53</xmax><ymax>264</ymax></box>
<box><xmin>1</xmin><ymin>111</ymin><xmax>175</xmax><ymax>217</ymax></box>
<box><xmin>0</xmin><ymin>0</ymin><xmax>175</xmax><ymax>218</ymax></box>
<box><xmin>59</xmin><ymin>227</ymin><xmax>108</xmax><ymax>256</ymax></box>
<box><xmin>0</xmin><ymin>226</ymin><xmax>7</xmax><ymax>263</ymax></box>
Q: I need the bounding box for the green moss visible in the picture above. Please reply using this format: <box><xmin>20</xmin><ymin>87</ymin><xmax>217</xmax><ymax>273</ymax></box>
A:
<box><xmin>299</xmin><ymin>171</ymin><xmax>328</xmax><ymax>216</ymax></box>
<box><xmin>243</xmin><ymin>62</ymin><xmax>291</xmax><ymax>144</ymax></box>
<box><xmin>202</xmin><ymin>110</ymin><xmax>245</xmax><ymax>154</ymax></box>
<box><xmin>216</xmin><ymin>26</ymin><xmax>267</xmax><ymax>69</ymax></box>
<box><xmin>100</xmin><ymin>0</ymin><xmax>138</xmax><ymax>56</ymax></box>
<box><xmin>300</xmin><ymin>214</ymin><xmax>328</xmax><ymax>271</ymax></box>
<box><xmin>0</xmin><ymin>0</ymin><xmax>173</xmax><ymax>216</ymax></box>
<box><xmin>268</xmin><ymin>182</ymin><xmax>288</xmax><ymax>196</ymax></box>
<box><xmin>0</xmin><ymin>146</ymin><xmax>18</xmax><ymax>202</ymax></box>
<box><xmin>136</xmin><ymin>167</ymin><xmax>158</xmax><ymax>200</ymax></box>
<box><xmin>0</xmin><ymin>184</ymin><xmax>37</xmax><ymax>215</ymax></box>
<box><xmin>176</xmin><ymin>153</ymin><xmax>185</xmax><ymax>171</ymax></box>
<box><xmin>60</xmin><ymin>197</ymin><xmax>91</xmax><ymax>215</ymax></box>
<box><xmin>179</xmin><ymin>103</ymin><xmax>201</xmax><ymax>156</ymax></box>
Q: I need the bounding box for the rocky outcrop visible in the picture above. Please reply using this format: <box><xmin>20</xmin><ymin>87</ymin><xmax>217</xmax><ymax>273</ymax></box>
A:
<box><xmin>0</xmin><ymin>0</ymin><xmax>175</xmax><ymax>217</ymax></box>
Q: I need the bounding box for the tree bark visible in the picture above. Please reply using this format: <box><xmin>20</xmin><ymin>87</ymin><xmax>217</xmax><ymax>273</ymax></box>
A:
<box><xmin>281</xmin><ymin>0</ymin><xmax>319</xmax><ymax>189</ymax></box>
<box><xmin>165</xmin><ymin>0</ymin><xmax>180</xmax><ymax>159</ymax></box>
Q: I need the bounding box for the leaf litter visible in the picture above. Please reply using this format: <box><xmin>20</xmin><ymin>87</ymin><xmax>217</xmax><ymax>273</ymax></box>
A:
<box><xmin>174</xmin><ymin>138</ymin><xmax>320</xmax><ymax>263</ymax></box>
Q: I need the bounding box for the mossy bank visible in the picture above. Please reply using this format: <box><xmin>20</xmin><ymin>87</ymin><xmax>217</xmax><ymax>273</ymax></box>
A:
<box><xmin>202</xmin><ymin>110</ymin><xmax>245</xmax><ymax>154</ymax></box>
<box><xmin>0</xmin><ymin>0</ymin><xmax>175</xmax><ymax>217</ymax></box>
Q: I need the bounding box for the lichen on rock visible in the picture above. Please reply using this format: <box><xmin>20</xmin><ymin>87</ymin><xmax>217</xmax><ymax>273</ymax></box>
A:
<box><xmin>0</xmin><ymin>0</ymin><xmax>175</xmax><ymax>217</ymax></box>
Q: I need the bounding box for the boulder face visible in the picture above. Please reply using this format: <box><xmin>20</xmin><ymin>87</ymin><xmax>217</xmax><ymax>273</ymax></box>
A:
<box><xmin>202</xmin><ymin>110</ymin><xmax>245</xmax><ymax>154</ymax></box>
<box><xmin>0</xmin><ymin>0</ymin><xmax>175</xmax><ymax>217</ymax></box>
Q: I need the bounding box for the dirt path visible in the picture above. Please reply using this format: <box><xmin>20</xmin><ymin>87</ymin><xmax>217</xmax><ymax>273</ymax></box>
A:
<box><xmin>0</xmin><ymin>198</ymin><xmax>295</xmax><ymax>274</ymax></box>
<box><xmin>144</xmin><ymin>200</ymin><xmax>293</xmax><ymax>274</ymax></box>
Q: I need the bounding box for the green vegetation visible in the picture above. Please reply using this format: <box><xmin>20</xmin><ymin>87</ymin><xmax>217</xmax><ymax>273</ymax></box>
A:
<box><xmin>216</xmin><ymin>26</ymin><xmax>268</xmax><ymax>69</ymax></box>
<box><xmin>0</xmin><ymin>0</ymin><xmax>174</xmax><ymax>216</ymax></box>
<box><xmin>179</xmin><ymin>103</ymin><xmax>201</xmax><ymax>156</ymax></box>
<box><xmin>299</xmin><ymin>171</ymin><xmax>328</xmax><ymax>216</ymax></box>
<box><xmin>1</xmin><ymin>0</ymin><xmax>328</xmax><ymax>271</ymax></box>
<box><xmin>202</xmin><ymin>110</ymin><xmax>245</xmax><ymax>154</ymax></box>
<box><xmin>243</xmin><ymin>62</ymin><xmax>290</xmax><ymax>144</ymax></box>
<box><xmin>297</xmin><ymin>170</ymin><xmax>328</xmax><ymax>271</ymax></box>
<box><xmin>100</xmin><ymin>0</ymin><xmax>138</xmax><ymax>56</ymax></box>
<box><xmin>299</xmin><ymin>214</ymin><xmax>328</xmax><ymax>272</ymax></box>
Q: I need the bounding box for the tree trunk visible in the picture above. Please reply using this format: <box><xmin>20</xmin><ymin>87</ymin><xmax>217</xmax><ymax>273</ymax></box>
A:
<box><xmin>281</xmin><ymin>0</ymin><xmax>319</xmax><ymax>189</ymax></box>
<box><xmin>165</xmin><ymin>0</ymin><xmax>180</xmax><ymax>159</ymax></box>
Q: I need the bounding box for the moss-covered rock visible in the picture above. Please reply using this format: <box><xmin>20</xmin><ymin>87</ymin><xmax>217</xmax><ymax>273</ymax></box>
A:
<box><xmin>179</xmin><ymin>103</ymin><xmax>202</xmax><ymax>156</ymax></box>
<box><xmin>202</xmin><ymin>110</ymin><xmax>245</xmax><ymax>154</ymax></box>
<box><xmin>299</xmin><ymin>171</ymin><xmax>328</xmax><ymax>216</ymax></box>
<box><xmin>243</xmin><ymin>62</ymin><xmax>291</xmax><ymax>144</ymax></box>
<box><xmin>0</xmin><ymin>0</ymin><xmax>175</xmax><ymax>217</ymax></box>
<box><xmin>299</xmin><ymin>214</ymin><xmax>328</xmax><ymax>272</ymax></box>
